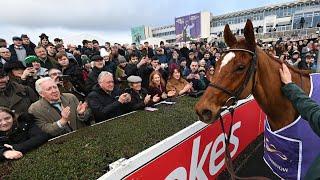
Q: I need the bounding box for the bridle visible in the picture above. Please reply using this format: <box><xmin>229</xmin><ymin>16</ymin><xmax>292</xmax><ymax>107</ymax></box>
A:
<box><xmin>208</xmin><ymin>48</ymin><xmax>257</xmax><ymax>110</ymax></box>
<box><xmin>207</xmin><ymin>48</ymin><xmax>269</xmax><ymax>180</ymax></box>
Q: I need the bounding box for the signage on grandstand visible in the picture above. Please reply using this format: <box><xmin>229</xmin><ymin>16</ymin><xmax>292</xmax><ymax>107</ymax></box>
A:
<box><xmin>175</xmin><ymin>13</ymin><xmax>201</xmax><ymax>42</ymax></box>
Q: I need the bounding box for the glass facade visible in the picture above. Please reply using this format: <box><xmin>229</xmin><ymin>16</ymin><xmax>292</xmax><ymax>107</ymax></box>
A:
<box><xmin>152</xmin><ymin>30</ymin><xmax>175</xmax><ymax>37</ymax></box>
<box><xmin>211</xmin><ymin>1</ymin><xmax>320</xmax><ymax>31</ymax></box>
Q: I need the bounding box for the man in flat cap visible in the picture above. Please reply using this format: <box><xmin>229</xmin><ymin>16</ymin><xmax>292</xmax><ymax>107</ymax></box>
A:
<box><xmin>8</xmin><ymin>36</ymin><xmax>35</xmax><ymax>65</ymax></box>
<box><xmin>125</xmin><ymin>75</ymin><xmax>159</xmax><ymax>111</ymax></box>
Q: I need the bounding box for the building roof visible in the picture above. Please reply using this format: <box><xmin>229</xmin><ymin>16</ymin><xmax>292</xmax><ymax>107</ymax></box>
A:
<box><xmin>212</xmin><ymin>0</ymin><xmax>317</xmax><ymax>20</ymax></box>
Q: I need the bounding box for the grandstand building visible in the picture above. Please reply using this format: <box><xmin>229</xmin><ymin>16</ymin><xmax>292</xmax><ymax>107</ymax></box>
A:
<box><xmin>211</xmin><ymin>0</ymin><xmax>320</xmax><ymax>39</ymax></box>
<box><xmin>131</xmin><ymin>0</ymin><xmax>320</xmax><ymax>44</ymax></box>
<box><xmin>151</xmin><ymin>25</ymin><xmax>176</xmax><ymax>43</ymax></box>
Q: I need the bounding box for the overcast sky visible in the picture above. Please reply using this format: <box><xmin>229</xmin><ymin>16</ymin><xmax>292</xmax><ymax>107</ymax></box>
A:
<box><xmin>2</xmin><ymin>0</ymin><xmax>292</xmax><ymax>45</ymax></box>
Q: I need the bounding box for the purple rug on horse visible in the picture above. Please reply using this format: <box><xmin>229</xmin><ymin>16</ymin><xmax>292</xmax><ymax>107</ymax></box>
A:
<box><xmin>264</xmin><ymin>73</ymin><xmax>320</xmax><ymax>179</ymax></box>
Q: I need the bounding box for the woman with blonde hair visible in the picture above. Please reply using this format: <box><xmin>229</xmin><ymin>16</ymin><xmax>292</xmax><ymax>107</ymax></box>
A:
<box><xmin>148</xmin><ymin>71</ymin><xmax>175</xmax><ymax>102</ymax></box>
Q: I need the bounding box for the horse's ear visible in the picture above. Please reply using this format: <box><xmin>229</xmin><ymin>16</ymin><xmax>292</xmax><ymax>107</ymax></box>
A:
<box><xmin>224</xmin><ymin>24</ymin><xmax>237</xmax><ymax>47</ymax></box>
<box><xmin>244</xmin><ymin>19</ymin><xmax>256</xmax><ymax>51</ymax></box>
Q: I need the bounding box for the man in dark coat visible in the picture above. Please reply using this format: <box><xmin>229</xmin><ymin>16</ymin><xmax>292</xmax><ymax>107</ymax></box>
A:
<box><xmin>0</xmin><ymin>68</ymin><xmax>38</xmax><ymax>116</ymax></box>
<box><xmin>83</xmin><ymin>41</ymin><xmax>100</xmax><ymax>59</ymax></box>
<box><xmin>0</xmin><ymin>48</ymin><xmax>12</xmax><ymax>68</ymax></box>
<box><xmin>8</xmin><ymin>36</ymin><xmax>35</xmax><ymax>64</ymax></box>
<box><xmin>85</xmin><ymin>55</ymin><xmax>105</xmax><ymax>91</ymax></box>
<box><xmin>87</xmin><ymin>71</ymin><xmax>131</xmax><ymax>123</ymax></box>
<box><xmin>137</xmin><ymin>56</ymin><xmax>153</xmax><ymax>89</ymax></box>
<box><xmin>125</xmin><ymin>76</ymin><xmax>156</xmax><ymax>111</ymax></box>
<box><xmin>35</xmin><ymin>46</ymin><xmax>56</xmax><ymax>69</ymax></box>
<box><xmin>21</xmin><ymin>34</ymin><xmax>36</xmax><ymax>55</ymax></box>
<box><xmin>280</xmin><ymin>63</ymin><xmax>320</xmax><ymax>179</ymax></box>
<box><xmin>124</xmin><ymin>53</ymin><xmax>139</xmax><ymax>76</ymax></box>
<box><xmin>143</xmin><ymin>42</ymin><xmax>154</xmax><ymax>58</ymax></box>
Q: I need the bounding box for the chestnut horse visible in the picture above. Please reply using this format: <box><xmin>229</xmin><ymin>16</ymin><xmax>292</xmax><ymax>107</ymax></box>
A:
<box><xmin>195</xmin><ymin>20</ymin><xmax>317</xmax><ymax>179</ymax></box>
<box><xmin>195</xmin><ymin>20</ymin><xmax>310</xmax><ymax>131</ymax></box>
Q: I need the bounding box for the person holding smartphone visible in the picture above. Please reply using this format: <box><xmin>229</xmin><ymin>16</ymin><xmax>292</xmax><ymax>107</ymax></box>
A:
<box><xmin>24</xmin><ymin>55</ymin><xmax>48</xmax><ymax>77</ymax></box>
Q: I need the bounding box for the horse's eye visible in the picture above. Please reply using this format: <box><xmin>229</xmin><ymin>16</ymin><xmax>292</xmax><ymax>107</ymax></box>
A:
<box><xmin>236</xmin><ymin>65</ymin><xmax>246</xmax><ymax>71</ymax></box>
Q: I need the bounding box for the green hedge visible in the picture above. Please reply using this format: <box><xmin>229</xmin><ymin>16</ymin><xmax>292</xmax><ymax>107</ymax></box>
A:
<box><xmin>0</xmin><ymin>96</ymin><xmax>199</xmax><ymax>179</ymax></box>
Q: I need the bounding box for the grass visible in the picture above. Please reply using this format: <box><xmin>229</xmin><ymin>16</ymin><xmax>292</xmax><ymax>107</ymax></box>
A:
<box><xmin>0</xmin><ymin>96</ymin><xmax>199</xmax><ymax>179</ymax></box>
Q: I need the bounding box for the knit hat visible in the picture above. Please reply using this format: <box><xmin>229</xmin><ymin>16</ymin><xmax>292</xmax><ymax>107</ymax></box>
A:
<box><xmin>118</xmin><ymin>56</ymin><xmax>127</xmax><ymax>64</ymax></box>
<box><xmin>25</xmin><ymin>55</ymin><xmax>40</xmax><ymax>64</ymax></box>
<box><xmin>81</xmin><ymin>55</ymin><xmax>90</xmax><ymax>64</ymax></box>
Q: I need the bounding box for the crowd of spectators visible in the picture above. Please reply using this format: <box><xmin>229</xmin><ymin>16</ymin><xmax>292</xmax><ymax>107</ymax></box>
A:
<box><xmin>0</xmin><ymin>33</ymin><xmax>319</xmax><ymax>160</ymax></box>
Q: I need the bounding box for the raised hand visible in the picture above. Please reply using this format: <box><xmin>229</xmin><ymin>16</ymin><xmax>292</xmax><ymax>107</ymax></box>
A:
<box><xmin>61</xmin><ymin>106</ymin><xmax>71</xmax><ymax>123</ymax></box>
<box><xmin>77</xmin><ymin>101</ymin><xmax>88</xmax><ymax>115</ymax></box>
<box><xmin>152</xmin><ymin>94</ymin><xmax>160</xmax><ymax>103</ymax></box>
<box><xmin>144</xmin><ymin>94</ymin><xmax>151</xmax><ymax>104</ymax></box>
<box><xmin>167</xmin><ymin>89</ymin><xmax>176</xmax><ymax>97</ymax></box>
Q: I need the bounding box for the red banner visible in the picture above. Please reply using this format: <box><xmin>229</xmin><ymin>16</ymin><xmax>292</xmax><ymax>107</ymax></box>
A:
<box><xmin>125</xmin><ymin>100</ymin><xmax>265</xmax><ymax>179</ymax></box>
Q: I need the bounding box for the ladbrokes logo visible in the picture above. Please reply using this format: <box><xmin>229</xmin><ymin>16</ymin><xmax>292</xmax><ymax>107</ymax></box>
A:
<box><xmin>166</xmin><ymin>122</ymin><xmax>241</xmax><ymax>180</ymax></box>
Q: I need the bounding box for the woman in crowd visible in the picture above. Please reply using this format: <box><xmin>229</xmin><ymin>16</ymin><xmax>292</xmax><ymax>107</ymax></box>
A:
<box><xmin>0</xmin><ymin>107</ymin><xmax>48</xmax><ymax>160</ymax></box>
<box><xmin>166</xmin><ymin>67</ymin><xmax>192</xmax><ymax>97</ymax></box>
<box><xmin>38</xmin><ymin>33</ymin><xmax>50</xmax><ymax>48</ymax></box>
<box><xmin>148</xmin><ymin>71</ymin><xmax>175</xmax><ymax>102</ymax></box>
<box><xmin>56</xmin><ymin>52</ymin><xmax>86</xmax><ymax>100</ymax></box>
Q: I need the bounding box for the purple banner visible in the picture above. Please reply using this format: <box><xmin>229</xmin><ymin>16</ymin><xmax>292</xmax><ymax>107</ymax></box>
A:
<box><xmin>175</xmin><ymin>13</ymin><xmax>201</xmax><ymax>42</ymax></box>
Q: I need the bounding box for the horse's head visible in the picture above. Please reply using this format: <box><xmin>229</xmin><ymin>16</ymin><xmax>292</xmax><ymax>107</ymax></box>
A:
<box><xmin>195</xmin><ymin>20</ymin><xmax>257</xmax><ymax>124</ymax></box>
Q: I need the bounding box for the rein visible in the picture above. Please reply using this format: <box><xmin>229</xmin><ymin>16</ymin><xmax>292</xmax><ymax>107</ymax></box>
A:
<box><xmin>209</xmin><ymin>48</ymin><xmax>270</xmax><ymax>179</ymax></box>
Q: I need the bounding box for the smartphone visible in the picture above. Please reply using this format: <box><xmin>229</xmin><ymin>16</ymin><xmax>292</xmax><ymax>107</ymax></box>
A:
<box><xmin>58</xmin><ymin>75</ymin><xmax>71</xmax><ymax>82</ymax></box>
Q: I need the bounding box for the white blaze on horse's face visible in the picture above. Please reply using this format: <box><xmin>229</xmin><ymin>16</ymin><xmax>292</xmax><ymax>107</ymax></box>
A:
<box><xmin>219</xmin><ymin>52</ymin><xmax>235</xmax><ymax>73</ymax></box>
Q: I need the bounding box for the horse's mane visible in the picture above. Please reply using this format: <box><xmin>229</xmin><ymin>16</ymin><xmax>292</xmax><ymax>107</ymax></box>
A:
<box><xmin>260</xmin><ymin>48</ymin><xmax>311</xmax><ymax>77</ymax></box>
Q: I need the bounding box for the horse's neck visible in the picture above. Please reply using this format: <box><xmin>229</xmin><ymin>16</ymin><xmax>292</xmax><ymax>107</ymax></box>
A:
<box><xmin>252</xmin><ymin>48</ymin><xmax>311</xmax><ymax>131</ymax></box>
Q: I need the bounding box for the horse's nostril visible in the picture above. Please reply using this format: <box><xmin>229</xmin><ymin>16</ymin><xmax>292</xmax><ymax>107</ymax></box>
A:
<box><xmin>201</xmin><ymin>109</ymin><xmax>212</xmax><ymax>119</ymax></box>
